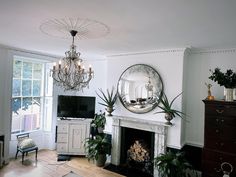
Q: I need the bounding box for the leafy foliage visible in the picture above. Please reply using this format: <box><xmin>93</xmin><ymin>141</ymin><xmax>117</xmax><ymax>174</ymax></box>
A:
<box><xmin>96</xmin><ymin>87</ymin><xmax>117</xmax><ymax>109</ymax></box>
<box><xmin>85</xmin><ymin>134</ymin><xmax>111</xmax><ymax>161</ymax></box>
<box><xmin>209</xmin><ymin>67</ymin><xmax>236</xmax><ymax>88</ymax></box>
<box><xmin>154</xmin><ymin>151</ymin><xmax>193</xmax><ymax>177</ymax></box>
<box><xmin>91</xmin><ymin>111</ymin><xmax>106</xmax><ymax>128</ymax></box>
<box><xmin>154</xmin><ymin>92</ymin><xmax>185</xmax><ymax>118</ymax></box>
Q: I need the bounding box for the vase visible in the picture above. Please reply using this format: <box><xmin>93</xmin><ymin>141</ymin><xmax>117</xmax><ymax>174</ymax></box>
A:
<box><xmin>165</xmin><ymin>113</ymin><xmax>173</xmax><ymax>125</ymax></box>
<box><xmin>106</xmin><ymin>107</ymin><xmax>114</xmax><ymax>116</ymax></box>
<box><xmin>225</xmin><ymin>88</ymin><xmax>234</xmax><ymax>101</ymax></box>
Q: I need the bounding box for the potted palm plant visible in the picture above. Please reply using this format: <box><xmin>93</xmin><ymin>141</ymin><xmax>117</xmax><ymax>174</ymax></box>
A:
<box><xmin>209</xmin><ymin>67</ymin><xmax>236</xmax><ymax>101</ymax></box>
<box><xmin>154</xmin><ymin>151</ymin><xmax>195</xmax><ymax>177</ymax></box>
<box><xmin>154</xmin><ymin>92</ymin><xmax>185</xmax><ymax>125</ymax></box>
<box><xmin>85</xmin><ymin>134</ymin><xmax>111</xmax><ymax>167</ymax></box>
<box><xmin>96</xmin><ymin>87</ymin><xmax>118</xmax><ymax>116</ymax></box>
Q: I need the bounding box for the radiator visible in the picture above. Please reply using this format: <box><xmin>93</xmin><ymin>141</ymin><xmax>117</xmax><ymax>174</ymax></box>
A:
<box><xmin>0</xmin><ymin>141</ymin><xmax>3</xmax><ymax>167</ymax></box>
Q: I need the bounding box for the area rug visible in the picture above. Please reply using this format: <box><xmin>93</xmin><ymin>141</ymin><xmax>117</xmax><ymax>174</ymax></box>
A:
<box><xmin>62</xmin><ymin>171</ymin><xmax>83</xmax><ymax>177</ymax></box>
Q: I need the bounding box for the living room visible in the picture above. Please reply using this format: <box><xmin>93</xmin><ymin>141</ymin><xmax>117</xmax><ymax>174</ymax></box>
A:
<box><xmin>0</xmin><ymin>1</ymin><xmax>236</xmax><ymax>177</ymax></box>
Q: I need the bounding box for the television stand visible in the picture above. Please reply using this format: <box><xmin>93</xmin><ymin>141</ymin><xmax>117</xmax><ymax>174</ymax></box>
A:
<box><xmin>56</xmin><ymin>118</ymin><xmax>92</xmax><ymax>155</ymax></box>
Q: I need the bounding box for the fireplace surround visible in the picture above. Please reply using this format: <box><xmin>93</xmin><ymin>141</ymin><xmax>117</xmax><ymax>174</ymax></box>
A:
<box><xmin>111</xmin><ymin>115</ymin><xmax>168</xmax><ymax>177</ymax></box>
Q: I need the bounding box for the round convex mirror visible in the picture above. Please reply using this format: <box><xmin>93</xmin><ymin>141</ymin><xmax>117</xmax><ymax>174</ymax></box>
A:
<box><xmin>117</xmin><ymin>64</ymin><xmax>163</xmax><ymax>113</ymax></box>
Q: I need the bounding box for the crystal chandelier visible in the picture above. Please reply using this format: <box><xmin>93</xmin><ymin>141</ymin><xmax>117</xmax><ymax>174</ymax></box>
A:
<box><xmin>51</xmin><ymin>30</ymin><xmax>94</xmax><ymax>91</ymax></box>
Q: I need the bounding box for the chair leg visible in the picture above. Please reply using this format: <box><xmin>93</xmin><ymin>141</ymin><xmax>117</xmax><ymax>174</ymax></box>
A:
<box><xmin>22</xmin><ymin>152</ymin><xmax>24</xmax><ymax>164</ymax></box>
<box><xmin>15</xmin><ymin>150</ymin><xmax>19</xmax><ymax>159</ymax></box>
<box><xmin>35</xmin><ymin>149</ymin><xmax>38</xmax><ymax>161</ymax></box>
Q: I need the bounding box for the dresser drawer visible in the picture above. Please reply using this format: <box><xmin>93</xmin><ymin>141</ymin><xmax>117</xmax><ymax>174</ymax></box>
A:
<box><xmin>204</xmin><ymin>138</ymin><xmax>236</xmax><ymax>153</ymax></box>
<box><xmin>205</xmin><ymin>104</ymin><xmax>236</xmax><ymax>117</ymax></box>
<box><xmin>57</xmin><ymin>124</ymin><xmax>68</xmax><ymax>133</ymax></box>
<box><xmin>57</xmin><ymin>143</ymin><xmax>68</xmax><ymax>153</ymax></box>
<box><xmin>57</xmin><ymin>133</ymin><xmax>68</xmax><ymax>143</ymax></box>
<box><xmin>205</xmin><ymin>115</ymin><xmax>236</xmax><ymax>127</ymax></box>
<box><xmin>205</xmin><ymin>123</ymin><xmax>236</xmax><ymax>140</ymax></box>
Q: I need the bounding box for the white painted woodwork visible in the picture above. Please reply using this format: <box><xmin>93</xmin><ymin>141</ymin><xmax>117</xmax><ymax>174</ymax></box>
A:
<box><xmin>56</xmin><ymin>119</ymin><xmax>92</xmax><ymax>155</ymax></box>
<box><xmin>111</xmin><ymin>115</ymin><xmax>169</xmax><ymax>177</ymax></box>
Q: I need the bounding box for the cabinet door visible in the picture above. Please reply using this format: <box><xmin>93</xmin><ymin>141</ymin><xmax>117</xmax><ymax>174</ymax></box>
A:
<box><xmin>68</xmin><ymin>124</ymin><xmax>87</xmax><ymax>153</ymax></box>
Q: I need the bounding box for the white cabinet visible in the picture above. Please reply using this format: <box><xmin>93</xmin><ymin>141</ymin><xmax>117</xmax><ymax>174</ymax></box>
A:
<box><xmin>57</xmin><ymin>119</ymin><xmax>92</xmax><ymax>155</ymax></box>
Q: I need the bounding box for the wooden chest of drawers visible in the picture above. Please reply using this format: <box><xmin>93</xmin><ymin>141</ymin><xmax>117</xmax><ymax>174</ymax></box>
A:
<box><xmin>202</xmin><ymin>100</ymin><xmax>236</xmax><ymax>177</ymax></box>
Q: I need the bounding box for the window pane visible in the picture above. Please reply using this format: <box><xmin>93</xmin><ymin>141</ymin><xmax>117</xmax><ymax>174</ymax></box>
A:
<box><xmin>23</xmin><ymin>62</ymin><xmax>32</xmax><ymax>79</ymax></box>
<box><xmin>22</xmin><ymin>80</ymin><xmax>32</xmax><ymax>96</ymax></box>
<box><xmin>12</xmin><ymin>98</ymin><xmax>21</xmax><ymax>115</ymax></box>
<box><xmin>33</xmin><ymin>80</ymin><xmax>41</xmax><ymax>96</ymax></box>
<box><xmin>22</xmin><ymin>97</ymin><xmax>32</xmax><ymax>114</ymax></box>
<box><xmin>13</xmin><ymin>60</ymin><xmax>22</xmax><ymax>78</ymax></box>
<box><xmin>12</xmin><ymin>79</ymin><xmax>21</xmax><ymax>96</ymax></box>
<box><xmin>32</xmin><ymin>97</ymin><xmax>41</xmax><ymax>113</ymax></box>
<box><xmin>33</xmin><ymin>63</ymin><xmax>42</xmax><ymax>79</ymax></box>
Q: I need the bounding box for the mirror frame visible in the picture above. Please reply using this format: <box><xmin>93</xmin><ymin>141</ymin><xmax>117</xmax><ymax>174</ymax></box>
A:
<box><xmin>117</xmin><ymin>64</ymin><xmax>163</xmax><ymax>114</ymax></box>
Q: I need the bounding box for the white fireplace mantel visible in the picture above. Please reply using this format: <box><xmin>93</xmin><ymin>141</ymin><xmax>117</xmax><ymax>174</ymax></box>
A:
<box><xmin>111</xmin><ymin>115</ymin><xmax>169</xmax><ymax>177</ymax></box>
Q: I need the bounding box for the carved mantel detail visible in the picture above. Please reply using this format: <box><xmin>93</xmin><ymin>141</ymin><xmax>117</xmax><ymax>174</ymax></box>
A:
<box><xmin>111</xmin><ymin>115</ymin><xmax>168</xmax><ymax>177</ymax></box>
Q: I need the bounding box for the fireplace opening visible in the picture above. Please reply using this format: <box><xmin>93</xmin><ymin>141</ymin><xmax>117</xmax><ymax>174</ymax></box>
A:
<box><xmin>120</xmin><ymin>127</ymin><xmax>155</xmax><ymax>177</ymax></box>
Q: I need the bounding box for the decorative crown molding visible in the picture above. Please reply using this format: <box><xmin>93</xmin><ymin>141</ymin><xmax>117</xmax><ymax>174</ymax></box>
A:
<box><xmin>189</xmin><ymin>47</ymin><xmax>236</xmax><ymax>55</ymax></box>
<box><xmin>106</xmin><ymin>48</ymin><xmax>187</xmax><ymax>58</ymax></box>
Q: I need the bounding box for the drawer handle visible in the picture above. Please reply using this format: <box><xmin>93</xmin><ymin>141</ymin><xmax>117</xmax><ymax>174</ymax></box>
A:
<box><xmin>216</xmin><ymin>129</ymin><xmax>219</xmax><ymax>133</ymax></box>
<box><xmin>216</xmin><ymin>118</ymin><xmax>219</xmax><ymax>122</ymax></box>
<box><xmin>216</xmin><ymin>109</ymin><xmax>224</xmax><ymax>114</ymax></box>
<box><xmin>214</xmin><ymin>167</ymin><xmax>221</xmax><ymax>173</ymax></box>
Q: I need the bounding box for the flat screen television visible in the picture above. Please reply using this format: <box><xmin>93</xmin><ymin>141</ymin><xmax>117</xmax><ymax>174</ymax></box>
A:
<box><xmin>57</xmin><ymin>95</ymin><xmax>96</xmax><ymax>119</ymax></box>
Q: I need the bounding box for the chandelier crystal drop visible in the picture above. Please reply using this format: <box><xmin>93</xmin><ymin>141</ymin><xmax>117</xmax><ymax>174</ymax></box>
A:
<box><xmin>51</xmin><ymin>30</ymin><xmax>94</xmax><ymax>91</ymax></box>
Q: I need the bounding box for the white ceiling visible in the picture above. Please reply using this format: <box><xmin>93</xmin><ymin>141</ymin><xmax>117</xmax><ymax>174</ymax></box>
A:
<box><xmin>1</xmin><ymin>0</ymin><xmax>236</xmax><ymax>59</ymax></box>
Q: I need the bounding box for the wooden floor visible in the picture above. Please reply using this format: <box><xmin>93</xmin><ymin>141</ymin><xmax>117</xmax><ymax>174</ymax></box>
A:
<box><xmin>0</xmin><ymin>150</ymin><xmax>125</xmax><ymax>177</ymax></box>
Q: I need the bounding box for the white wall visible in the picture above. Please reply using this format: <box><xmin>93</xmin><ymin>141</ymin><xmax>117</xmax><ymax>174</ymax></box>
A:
<box><xmin>184</xmin><ymin>48</ymin><xmax>236</xmax><ymax>147</ymax></box>
<box><xmin>106</xmin><ymin>49</ymin><xmax>186</xmax><ymax>149</ymax></box>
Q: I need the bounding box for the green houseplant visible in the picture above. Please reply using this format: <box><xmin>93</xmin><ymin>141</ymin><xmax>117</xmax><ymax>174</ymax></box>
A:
<box><xmin>96</xmin><ymin>87</ymin><xmax>118</xmax><ymax>116</ymax></box>
<box><xmin>154</xmin><ymin>151</ymin><xmax>194</xmax><ymax>177</ymax></box>
<box><xmin>209</xmin><ymin>67</ymin><xmax>236</xmax><ymax>101</ymax></box>
<box><xmin>154</xmin><ymin>92</ymin><xmax>185</xmax><ymax>125</ymax></box>
<box><xmin>91</xmin><ymin>111</ymin><xmax>106</xmax><ymax>134</ymax></box>
<box><xmin>85</xmin><ymin>134</ymin><xmax>111</xmax><ymax>167</ymax></box>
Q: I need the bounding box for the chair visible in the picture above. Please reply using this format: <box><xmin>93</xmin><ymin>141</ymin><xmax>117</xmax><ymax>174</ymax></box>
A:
<box><xmin>15</xmin><ymin>133</ymin><xmax>38</xmax><ymax>164</ymax></box>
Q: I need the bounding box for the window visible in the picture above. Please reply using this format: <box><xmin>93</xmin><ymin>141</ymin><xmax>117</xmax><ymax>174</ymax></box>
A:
<box><xmin>11</xmin><ymin>56</ymin><xmax>53</xmax><ymax>134</ymax></box>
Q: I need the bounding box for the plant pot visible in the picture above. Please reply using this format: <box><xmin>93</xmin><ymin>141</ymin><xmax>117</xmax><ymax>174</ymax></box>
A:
<box><xmin>165</xmin><ymin>113</ymin><xmax>173</xmax><ymax>125</ymax></box>
<box><xmin>225</xmin><ymin>88</ymin><xmax>234</xmax><ymax>101</ymax></box>
<box><xmin>95</xmin><ymin>154</ymin><xmax>107</xmax><ymax>167</ymax></box>
<box><xmin>106</xmin><ymin>107</ymin><xmax>114</xmax><ymax>116</ymax></box>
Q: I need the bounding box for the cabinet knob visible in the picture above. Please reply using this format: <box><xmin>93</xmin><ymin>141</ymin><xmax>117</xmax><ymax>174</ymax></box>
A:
<box><xmin>221</xmin><ymin>119</ymin><xmax>225</xmax><ymax>123</ymax></box>
<box><xmin>216</xmin><ymin>129</ymin><xmax>219</xmax><ymax>133</ymax></box>
<box><xmin>220</xmin><ymin>142</ymin><xmax>224</xmax><ymax>146</ymax></box>
<box><xmin>216</xmin><ymin>109</ymin><xmax>224</xmax><ymax>114</ymax></box>
<box><xmin>216</xmin><ymin>118</ymin><xmax>219</xmax><ymax>122</ymax></box>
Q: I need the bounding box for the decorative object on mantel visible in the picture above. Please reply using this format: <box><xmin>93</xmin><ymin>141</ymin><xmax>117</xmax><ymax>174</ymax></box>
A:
<box><xmin>154</xmin><ymin>92</ymin><xmax>185</xmax><ymax>125</ymax></box>
<box><xmin>96</xmin><ymin>87</ymin><xmax>117</xmax><ymax>116</ymax></box>
<box><xmin>209</xmin><ymin>67</ymin><xmax>236</xmax><ymax>101</ymax></box>
<box><xmin>117</xmin><ymin>64</ymin><xmax>163</xmax><ymax>114</ymax></box>
<box><xmin>154</xmin><ymin>151</ymin><xmax>197</xmax><ymax>177</ymax></box>
<box><xmin>205</xmin><ymin>83</ymin><xmax>215</xmax><ymax>100</ymax></box>
<box><xmin>40</xmin><ymin>17</ymin><xmax>109</xmax><ymax>91</ymax></box>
